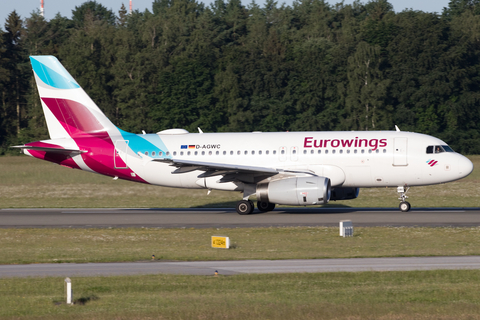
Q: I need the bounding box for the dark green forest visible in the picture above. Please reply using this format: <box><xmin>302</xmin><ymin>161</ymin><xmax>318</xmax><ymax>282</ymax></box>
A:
<box><xmin>1</xmin><ymin>0</ymin><xmax>480</xmax><ymax>154</ymax></box>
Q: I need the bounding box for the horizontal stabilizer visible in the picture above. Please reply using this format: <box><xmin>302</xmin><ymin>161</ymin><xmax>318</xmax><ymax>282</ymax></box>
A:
<box><xmin>11</xmin><ymin>145</ymin><xmax>86</xmax><ymax>155</ymax></box>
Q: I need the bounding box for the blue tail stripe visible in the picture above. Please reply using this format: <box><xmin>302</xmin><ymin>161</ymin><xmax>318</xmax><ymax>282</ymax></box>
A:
<box><xmin>30</xmin><ymin>56</ymin><xmax>80</xmax><ymax>89</ymax></box>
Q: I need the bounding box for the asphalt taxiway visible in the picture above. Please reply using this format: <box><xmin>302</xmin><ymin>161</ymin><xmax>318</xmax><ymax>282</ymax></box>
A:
<box><xmin>1</xmin><ymin>207</ymin><xmax>480</xmax><ymax>228</ymax></box>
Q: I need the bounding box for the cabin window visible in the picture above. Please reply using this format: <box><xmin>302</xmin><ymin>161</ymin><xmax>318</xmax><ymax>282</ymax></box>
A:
<box><xmin>281</xmin><ymin>150</ymin><xmax>285</xmax><ymax>155</ymax></box>
<box><xmin>354</xmin><ymin>150</ymin><xmax>357</xmax><ymax>154</ymax></box>
<box><xmin>311</xmin><ymin>150</ymin><xmax>314</xmax><ymax>154</ymax></box>
<box><xmin>152</xmin><ymin>151</ymin><xmax>156</xmax><ymax>156</ymax></box>
<box><xmin>259</xmin><ymin>150</ymin><xmax>262</xmax><ymax>155</ymax></box>
<box><xmin>237</xmin><ymin>151</ymin><xmax>241</xmax><ymax>155</ymax></box>
<box><xmin>332</xmin><ymin>150</ymin><xmax>336</xmax><ymax>154</ymax></box>
<box><xmin>376</xmin><ymin>149</ymin><xmax>379</xmax><ymax>154</ymax></box>
<box><xmin>202</xmin><ymin>151</ymin><xmax>205</xmax><ymax>155</ymax></box>
<box><xmin>325</xmin><ymin>150</ymin><xmax>329</xmax><ymax>154</ymax></box>
<box><xmin>230</xmin><ymin>151</ymin><xmax>233</xmax><ymax>155</ymax></box>
<box><xmin>368</xmin><ymin>149</ymin><xmax>372</xmax><ymax>154</ymax></box>
<box><xmin>303</xmin><ymin>150</ymin><xmax>307</xmax><ymax>154</ymax></box>
<box><xmin>187</xmin><ymin>151</ymin><xmax>190</xmax><ymax>156</ymax></box>
<box><xmin>194</xmin><ymin>151</ymin><xmax>198</xmax><ymax>155</ymax></box>
<box><xmin>347</xmin><ymin>150</ymin><xmax>350</xmax><ymax>154</ymax></box>
<box><xmin>180</xmin><ymin>151</ymin><xmax>183</xmax><ymax>156</ymax></box>
<box><xmin>216</xmin><ymin>151</ymin><xmax>219</xmax><ymax>155</ymax></box>
<box><xmin>339</xmin><ymin>150</ymin><xmax>343</xmax><ymax>154</ymax></box>
<box><xmin>144</xmin><ymin>151</ymin><xmax>149</xmax><ymax>156</ymax></box>
<box><xmin>173</xmin><ymin>151</ymin><xmax>177</xmax><ymax>156</ymax></box>
<box><xmin>361</xmin><ymin>150</ymin><xmax>365</xmax><ymax>154</ymax></box>
<box><xmin>273</xmin><ymin>150</ymin><xmax>277</xmax><ymax>155</ymax></box>
<box><xmin>209</xmin><ymin>151</ymin><xmax>212</xmax><ymax>155</ymax></box>
<box><xmin>318</xmin><ymin>150</ymin><xmax>321</xmax><ymax>154</ymax></box>
<box><xmin>166</xmin><ymin>152</ymin><xmax>170</xmax><ymax>156</ymax></box>
<box><xmin>252</xmin><ymin>150</ymin><xmax>255</xmax><ymax>155</ymax></box>
<box><xmin>266</xmin><ymin>150</ymin><xmax>270</xmax><ymax>155</ymax></box>
<box><xmin>244</xmin><ymin>150</ymin><xmax>248</xmax><ymax>155</ymax></box>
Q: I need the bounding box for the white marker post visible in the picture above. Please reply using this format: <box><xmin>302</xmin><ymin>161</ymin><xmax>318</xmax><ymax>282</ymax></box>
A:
<box><xmin>339</xmin><ymin>220</ymin><xmax>353</xmax><ymax>237</ymax></box>
<box><xmin>65</xmin><ymin>277</ymin><xmax>73</xmax><ymax>305</ymax></box>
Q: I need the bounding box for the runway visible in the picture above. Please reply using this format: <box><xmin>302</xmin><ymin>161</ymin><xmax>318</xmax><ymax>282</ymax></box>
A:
<box><xmin>1</xmin><ymin>207</ymin><xmax>480</xmax><ymax>228</ymax></box>
<box><xmin>2</xmin><ymin>256</ymin><xmax>480</xmax><ymax>278</ymax></box>
<box><xmin>2</xmin><ymin>207</ymin><xmax>480</xmax><ymax>278</ymax></box>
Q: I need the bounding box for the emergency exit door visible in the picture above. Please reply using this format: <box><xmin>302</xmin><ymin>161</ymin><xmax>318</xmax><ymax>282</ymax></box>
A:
<box><xmin>393</xmin><ymin>138</ymin><xmax>408</xmax><ymax>166</ymax></box>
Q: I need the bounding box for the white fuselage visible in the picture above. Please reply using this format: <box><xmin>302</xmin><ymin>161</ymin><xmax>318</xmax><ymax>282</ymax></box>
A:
<box><xmin>112</xmin><ymin>130</ymin><xmax>472</xmax><ymax>191</ymax></box>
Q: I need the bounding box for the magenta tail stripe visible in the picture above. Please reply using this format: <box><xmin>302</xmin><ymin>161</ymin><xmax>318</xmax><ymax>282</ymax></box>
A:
<box><xmin>42</xmin><ymin>98</ymin><xmax>104</xmax><ymax>136</ymax></box>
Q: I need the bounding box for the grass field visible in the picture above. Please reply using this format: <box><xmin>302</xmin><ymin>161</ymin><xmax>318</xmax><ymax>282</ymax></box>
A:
<box><xmin>0</xmin><ymin>155</ymin><xmax>479</xmax><ymax>208</ymax></box>
<box><xmin>1</xmin><ymin>156</ymin><xmax>480</xmax><ymax>319</ymax></box>
<box><xmin>2</xmin><ymin>270</ymin><xmax>480</xmax><ymax>319</ymax></box>
<box><xmin>1</xmin><ymin>227</ymin><xmax>480</xmax><ymax>265</ymax></box>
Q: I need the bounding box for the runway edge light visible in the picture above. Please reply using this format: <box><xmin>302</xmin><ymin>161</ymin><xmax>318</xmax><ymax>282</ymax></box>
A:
<box><xmin>212</xmin><ymin>236</ymin><xmax>230</xmax><ymax>249</ymax></box>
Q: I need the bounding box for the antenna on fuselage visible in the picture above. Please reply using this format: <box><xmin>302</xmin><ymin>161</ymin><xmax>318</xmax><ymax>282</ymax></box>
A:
<box><xmin>395</xmin><ymin>125</ymin><xmax>401</xmax><ymax>132</ymax></box>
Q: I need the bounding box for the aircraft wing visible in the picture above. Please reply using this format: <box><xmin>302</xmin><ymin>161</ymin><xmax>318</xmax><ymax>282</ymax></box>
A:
<box><xmin>157</xmin><ymin>158</ymin><xmax>278</xmax><ymax>175</ymax></box>
<box><xmin>155</xmin><ymin>158</ymin><xmax>317</xmax><ymax>183</ymax></box>
<box><xmin>11</xmin><ymin>145</ymin><xmax>86</xmax><ymax>155</ymax></box>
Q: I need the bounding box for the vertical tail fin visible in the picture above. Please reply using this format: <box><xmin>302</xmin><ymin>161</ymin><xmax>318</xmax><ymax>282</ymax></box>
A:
<box><xmin>30</xmin><ymin>56</ymin><xmax>117</xmax><ymax>139</ymax></box>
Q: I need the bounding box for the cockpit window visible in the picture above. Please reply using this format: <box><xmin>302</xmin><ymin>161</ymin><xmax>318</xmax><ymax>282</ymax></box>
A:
<box><xmin>442</xmin><ymin>145</ymin><xmax>454</xmax><ymax>152</ymax></box>
<box><xmin>426</xmin><ymin>145</ymin><xmax>454</xmax><ymax>154</ymax></box>
<box><xmin>435</xmin><ymin>146</ymin><xmax>445</xmax><ymax>153</ymax></box>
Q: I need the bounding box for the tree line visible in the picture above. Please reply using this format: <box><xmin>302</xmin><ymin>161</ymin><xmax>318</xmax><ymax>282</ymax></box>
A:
<box><xmin>1</xmin><ymin>0</ymin><xmax>480</xmax><ymax>154</ymax></box>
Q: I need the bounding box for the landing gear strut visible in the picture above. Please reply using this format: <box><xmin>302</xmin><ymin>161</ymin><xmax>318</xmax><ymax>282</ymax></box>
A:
<box><xmin>397</xmin><ymin>185</ymin><xmax>411</xmax><ymax>212</ymax></box>
<box><xmin>236</xmin><ymin>200</ymin><xmax>254</xmax><ymax>215</ymax></box>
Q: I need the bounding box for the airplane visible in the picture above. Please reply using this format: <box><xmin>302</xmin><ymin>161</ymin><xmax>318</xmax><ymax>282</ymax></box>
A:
<box><xmin>13</xmin><ymin>56</ymin><xmax>474</xmax><ymax>214</ymax></box>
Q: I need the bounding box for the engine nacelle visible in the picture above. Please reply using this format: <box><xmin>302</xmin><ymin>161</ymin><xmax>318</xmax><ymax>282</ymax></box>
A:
<box><xmin>330</xmin><ymin>187</ymin><xmax>360</xmax><ymax>201</ymax></box>
<box><xmin>257</xmin><ymin>176</ymin><xmax>331</xmax><ymax>206</ymax></box>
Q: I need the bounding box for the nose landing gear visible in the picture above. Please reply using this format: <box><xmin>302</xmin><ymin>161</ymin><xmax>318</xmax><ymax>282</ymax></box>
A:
<box><xmin>397</xmin><ymin>185</ymin><xmax>411</xmax><ymax>212</ymax></box>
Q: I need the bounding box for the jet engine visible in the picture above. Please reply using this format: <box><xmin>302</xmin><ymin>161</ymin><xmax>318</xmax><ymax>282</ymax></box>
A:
<box><xmin>256</xmin><ymin>176</ymin><xmax>331</xmax><ymax>206</ymax></box>
<box><xmin>330</xmin><ymin>187</ymin><xmax>360</xmax><ymax>201</ymax></box>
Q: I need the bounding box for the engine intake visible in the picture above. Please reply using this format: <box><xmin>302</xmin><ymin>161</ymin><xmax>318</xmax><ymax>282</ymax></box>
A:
<box><xmin>257</xmin><ymin>176</ymin><xmax>331</xmax><ymax>206</ymax></box>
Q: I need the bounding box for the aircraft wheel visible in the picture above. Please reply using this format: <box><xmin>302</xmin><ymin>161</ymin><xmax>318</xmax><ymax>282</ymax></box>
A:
<box><xmin>399</xmin><ymin>201</ymin><xmax>411</xmax><ymax>212</ymax></box>
<box><xmin>237</xmin><ymin>200</ymin><xmax>254</xmax><ymax>215</ymax></box>
<box><xmin>257</xmin><ymin>201</ymin><xmax>275</xmax><ymax>212</ymax></box>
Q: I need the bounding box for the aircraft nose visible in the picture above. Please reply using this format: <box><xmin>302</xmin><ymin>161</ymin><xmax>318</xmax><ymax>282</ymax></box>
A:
<box><xmin>458</xmin><ymin>155</ymin><xmax>473</xmax><ymax>178</ymax></box>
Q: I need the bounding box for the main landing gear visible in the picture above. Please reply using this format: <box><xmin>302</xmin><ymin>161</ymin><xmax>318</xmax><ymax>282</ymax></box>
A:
<box><xmin>397</xmin><ymin>185</ymin><xmax>411</xmax><ymax>212</ymax></box>
<box><xmin>236</xmin><ymin>184</ymin><xmax>275</xmax><ymax>215</ymax></box>
<box><xmin>257</xmin><ymin>201</ymin><xmax>276</xmax><ymax>212</ymax></box>
<box><xmin>236</xmin><ymin>200</ymin><xmax>254</xmax><ymax>215</ymax></box>
<box><xmin>235</xmin><ymin>200</ymin><xmax>276</xmax><ymax>214</ymax></box>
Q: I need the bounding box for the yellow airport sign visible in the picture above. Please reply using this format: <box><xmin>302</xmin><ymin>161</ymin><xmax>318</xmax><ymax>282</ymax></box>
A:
<box><xmin>211</xmin><ymin>236</ymin><xmax>230</xmax><ymax>249</ymax></box>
